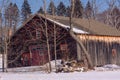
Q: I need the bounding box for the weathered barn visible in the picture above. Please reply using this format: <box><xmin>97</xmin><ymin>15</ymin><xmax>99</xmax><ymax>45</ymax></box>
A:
<box><xmin>8</xmin><ymin>14</ymin><xmax>120</xmax><ymax>68</ymax></box>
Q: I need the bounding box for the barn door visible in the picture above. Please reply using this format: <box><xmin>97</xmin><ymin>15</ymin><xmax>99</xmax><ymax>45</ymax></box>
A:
<box><xmin>29</xmin><ymin>44</ymin><xmax>47</xmax><ymax>66</ymax></box>
<box><xmin>60</xmin><ymin>43</ymin><xmax>68</xmax><ymax>60</ymax></box>
<box><xmin>22</xmin><ymin>52</ymin><xmax>30</xmax><ymax>66</ymax></box>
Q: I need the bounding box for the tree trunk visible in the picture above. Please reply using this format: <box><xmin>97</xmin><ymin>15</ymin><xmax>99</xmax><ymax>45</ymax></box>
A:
<box><xmin>51</xmin><ymin>0</ymin><xmax>57</xmax><ymax>71</ymax></box>
<box><xmin>54</xmin><ymin>21</ymin><xmax>57</xmax><ymax>70</ymax></box>
<box><xmin>43</xmin><ymin>0</ymin><xmax>52</xmax><ymax>73</ymax></box>
<box><xmin>69</xmin><ymin>31</ymin><xmax>93</xmax><ymax>68</ymax></box>
<box><xmin>5</xmin><ymin>41</ymin><xmax>8</xmax><ymax>72</ymax></box>
<box><xmin>0</xmin><ymin>12</ymin><xmax>5</xmax><ymax>72</ymax></box>
<box><xmin>70</xmin><ymin>0</ymin><xmax>93</xmax><ymax>69</ymax></box>
<box><xmin>77</xmin><ymin>43</ymin><xmax>81</xmax><ymax>60</ymax></box>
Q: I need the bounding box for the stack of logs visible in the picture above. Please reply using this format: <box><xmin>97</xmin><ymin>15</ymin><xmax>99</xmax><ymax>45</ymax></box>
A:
<box><xmin>56</xmin><ymin>60</ymin><xmax>89</xmax><ymax>73</ymax></box>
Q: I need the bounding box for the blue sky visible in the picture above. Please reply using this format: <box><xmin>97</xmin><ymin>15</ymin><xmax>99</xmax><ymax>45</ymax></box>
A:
<box><xmin>10</xmin><ymin>0</ymin><xmax>70</xmax><ymax>13</ymax></box>
<box><xmin>0</xmin><ymin>0</ymin><xmax>109</xmax><ymax>13</ymax></box>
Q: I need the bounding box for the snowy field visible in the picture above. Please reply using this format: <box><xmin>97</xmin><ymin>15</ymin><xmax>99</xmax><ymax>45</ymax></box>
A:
<box><xmin>0</xmin><ymin>70</ymin><xmax>120</xmax><ymax>80</ymax></box>
<box><xmin>0</xmin><ymin>57</ymin><xmax>120</xmax><ymax>80</ymax></box>
<box><xmin>0</xmin><ymin>64</ymin><xmax>120</xmax><ymax>80</ymax></box>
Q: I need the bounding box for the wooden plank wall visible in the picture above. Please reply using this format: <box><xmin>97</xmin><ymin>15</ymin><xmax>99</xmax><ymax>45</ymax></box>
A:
<box><xmin>77</xmin><ymin>34</ymin><xmax>120</xmax><ymax>66</ymax></box>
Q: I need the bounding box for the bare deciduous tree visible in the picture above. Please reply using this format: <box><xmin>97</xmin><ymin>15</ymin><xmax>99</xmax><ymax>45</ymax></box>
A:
<box><xmin>43</xmin><ymin>0</ymin><xmax>52</xmax><ymax>73</ymax></box>
<box><xmin>0</xmin><ymin>0</ymin><xmax>10</xmax><ymax>72</ymax></box>
<box><xmin>51</xmin><ymin>0</ymin><xmax>57</xmax><ymax>71</ymax></box>
<box><xmin>104</xmin><ymin>0</ymin><xmax>120</xmax><ymax>29</ymax></box>
<box><xmin>69</xmin><ymin>0</ymin><xmax>93</xmax><ymax>69</ymax></box>
<box><xmin>91</xmin><ymin>0</ymin><xmax>98</xmax><ymax>19</ymax></box>
<box><xmin>0</xmin><ymin>0</ymin><xmax>4</xmax><ymax>72</ymax></box>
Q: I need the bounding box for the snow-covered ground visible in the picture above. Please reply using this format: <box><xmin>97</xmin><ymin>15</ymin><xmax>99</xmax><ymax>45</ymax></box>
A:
<box><xmin>0</xmin><ymin>64</ymin><xmax>120</xmax><ymax>80</ymax></box>
<box><xmin>0</xmin><ymin>58</ymin><xmax>120</xmax><ymax>80</ymax></box>
<box><xmin>0</xmin><ymin>70</ymin><xmax>120</xmax><ymax>80</ymax></box>
<box><xmin>95</xmin><ymin>64</ymin><xmax>120</xmax><ymax>71</ymax></box>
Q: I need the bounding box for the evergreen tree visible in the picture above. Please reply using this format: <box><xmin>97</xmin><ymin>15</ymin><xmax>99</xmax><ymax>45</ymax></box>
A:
<box><xmin>4</xmin><ymin>3</ymin><xmax>19</xmax><ymax>26</ymax></box>
<box><xmin>56</xmin><ymin>2</ymin><xmax>66</xmax><ymax>16</ymax></box>
<box><xmin>4</xmin><ymin>3</ymin><xmax>13</xmax><ymax>22</ymax></box>
<box><xmin>13</xmin><ymin>3</ymin><xmax>19</xmax><ymax>21</ymax></box>
<box><xmin>47</xmin><ymin>0</ymin><xmax>56</xmax><ymax>15</ymax></box>
<box><xmin>85</xmin><ymin>1</ymin><xmax>92</xmax><ymax>18</ymax></box>
<box><xmin>74</xmin><ymin>0</ymin><xmax>83</xmax><ymax>18</ymax></box>
<box><xmin>21</xmin><ymin>0</ymin><xmax>32</xmax><ymax>22</ymax></box>
<box><xmin>38</xmin><ymin>7</ymin><xmax>44</xmax><ymax>14</ymax></box>
<box><xmin>13</xmin><ymin>3</ymin><xmax>19</xmax><ymax>32</ymax></box>
<box><xmin>65</xmin><ymin>6</ymin><xmax>70</xmax><ymax>17</ymax></box>
<box><xmin>4</xmin><ymin>3</ymin><xmax>20</xmax><ymax>34</ymax></box>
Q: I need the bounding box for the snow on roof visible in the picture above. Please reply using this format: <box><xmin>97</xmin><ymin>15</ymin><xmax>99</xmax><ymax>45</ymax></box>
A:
<box><xmin>73</xmin><ymin>28</ymin><xmax>88</xmax><ymax>34</ymax></box>
<box><xmin>47</xmin><ymin>18</ymin><xmax>88</xmax><ymax>34</ymax></box>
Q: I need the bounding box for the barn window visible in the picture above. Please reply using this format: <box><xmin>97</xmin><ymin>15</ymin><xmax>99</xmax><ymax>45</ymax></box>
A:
<box><xmin>36</xmin><ymin>29</ymin><xmax>41</xmax><ymax>39</ymax></box>
<box><xmin>31</xmin><ymin>46</ymin><xmax>36</xmax><ymax>51</ymax></box>
<box><xmin>37</xmin><ymin>44</ymin><xmax>45</xmax><ymax>54</ymax></box>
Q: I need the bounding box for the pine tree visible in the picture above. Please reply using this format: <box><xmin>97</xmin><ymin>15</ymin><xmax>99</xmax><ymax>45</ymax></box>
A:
<box><xmin>4</xmin><ymin>3</ymin><xmax>20</xmax><ymax>33</ymax></box>
<box><xmin>65</xmin><ymin>6</ymin><xmax>70</xmax><ymax>17</ymax></box>
<box><xmin>56</xmin><ymin>2</ymin><xmax>66</xmax><ymax>16</ymax></box>
<box><xmin>74</xmin><ymin>0</ymin><xmax>83</xmax><ymax>18</ymax></box>
<box><xmin>38</xmin><ymin>7</ymin><xmax>44</xmax><ymax>14</ymax></box>
<box><xmin>4</xmin><ymin>3</ymin><xmax>13</xmax><ymax>22</ymax></box>
<box><xmin>12</xmin><ymin>3</ymin><xmax>19</xmax><ymax>32</ymax></box>
<box><xmin>85</xmin><ymin>1</ymin><xmax>92</xmax><ymax>18</ymax></box>
<box><xmin>13</xmin><ymin>3</ymin><xmax>19</xmax><ymax>21</ymax></box>
<box><xmin>21</xmin><ymin>0</ymin><xmax>32</xmax><ymax>22</ymax></box>
<box><xmin>47</xmin><ymin>0</ymin><xmax>56</xmax><ymax>15</ymax></box>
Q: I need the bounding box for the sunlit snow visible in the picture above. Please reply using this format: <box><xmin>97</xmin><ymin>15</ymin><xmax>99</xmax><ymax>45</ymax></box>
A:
<box><xmin>0</xmin><ymin>57</ymin><xmax>120</xmax><ymax>80</ymax></box>
<box><xmin>47</xmin><ymin>18</ymin><xmax>88</xmax><ymax>34</ymax></box>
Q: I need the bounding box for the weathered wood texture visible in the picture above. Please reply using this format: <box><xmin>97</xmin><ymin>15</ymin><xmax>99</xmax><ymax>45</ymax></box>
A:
<box><xmin>7</xmin><ymin>15</ymin><xmax>77</xmax><ymax>68</ymax></box>
<box><xmin>7</xmin><ymin>15</ymin><xmax>120</xmax><ymax>68</ymax></box>
<box><xmin>77</xmin><ymin>34</ymin><xmax>120</xmax><ymax>66</ymax></box>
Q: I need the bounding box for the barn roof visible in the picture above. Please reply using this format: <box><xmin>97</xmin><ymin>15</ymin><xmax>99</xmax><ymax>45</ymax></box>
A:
<box><xmin>38</xmin><ymin>14</ymin><xmax>120</xmax><ymax>36</ymax></box>
<box><xmin>19</xmin><ymin>14</ymin><xmax>120</xmax><ymax>37</ymax></box>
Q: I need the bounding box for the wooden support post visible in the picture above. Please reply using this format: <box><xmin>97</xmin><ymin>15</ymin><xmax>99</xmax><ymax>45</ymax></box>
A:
<box><xmin>77</xmin><ymin>43</ymin><xmax>81</xmax><ymax>61</ymax></box>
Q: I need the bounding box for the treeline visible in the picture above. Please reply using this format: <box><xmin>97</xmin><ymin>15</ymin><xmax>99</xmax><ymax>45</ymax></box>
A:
<box><xmin>1</xmin><ymin>0</ymin><xmax>32</xmax><ymax>33</ymax></box>
<box><xmin>2</xmin><ymin>0</ymin><xmax>94</xmax><ymax>24</ymax></box>
<box><xmin>37</xmin><ymin>0</ymin><xmax>120</xmax><ymax>30</ymax></box>
<box><xmin>38</xmin><ymin>0</ymin><xmax>92</xmax><ymax>18</ymax></box>
<box><xmin>0</xmin><ymin>0</ymin><xmax>120</xmax><ymax>32</ymax></box>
